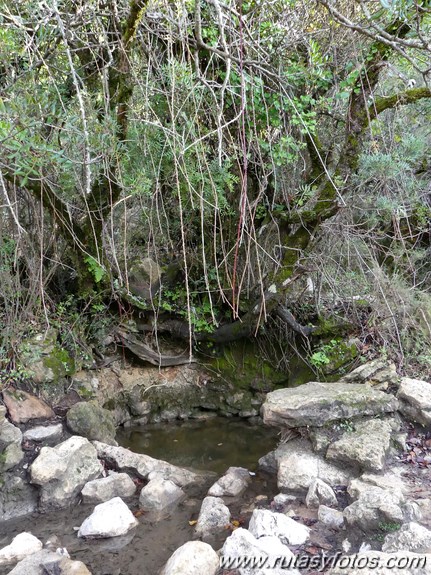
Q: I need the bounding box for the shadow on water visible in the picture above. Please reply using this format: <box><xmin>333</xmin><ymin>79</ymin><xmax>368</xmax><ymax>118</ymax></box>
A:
<box><xmin>116</xmin><ymin>416</ymin><xmax>279</xmax><ymax>475</ymax></box>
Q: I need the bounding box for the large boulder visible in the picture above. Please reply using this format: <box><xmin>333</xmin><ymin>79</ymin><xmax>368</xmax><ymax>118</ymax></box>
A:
<box><xmin>0</xmin><ymin>533</ymin><xmax>42</xmax><ymax>566</ymax></box>
<box><xmin>261</xmin><ymin>382</ymin><xmax>398</xmax><ymax>428</ymax></box>
<box><xmin>139</xmin><ymin>478</ymin><xmax>185</xmax><ymax>513</ymax></box>
<box><xmin>2</xmin><ymin>389</ymin><xmax>55</xmax><ymax>423</ymax></box>
<box><xmin>397</xmin><ymin>378</ymin><xmax>431</xmax><ymax>426</ymax></box>
<box><xmin>81</xmin><ymin>472</ymin><xmax>136</xmax><ymax>504</ymax></box>
<box><xmin>30</xmin><ymin>436</ymin><xmax>103</xmax><ymax>508</ymax></box>
<box><xmin>66</xmin><ymin>402</ymin><xmax>117</xmax><ymax>445</ymax></box>
<box><xmin>93</xmin><ymin>442</ymin><xmax>203</xmax><ymax>488</ymax></box>
<box><xmin>248</xmin><ymin>509</ymin><xmax>310</xmax><ymax>546</ymax></box>
<box><xmin>277</xmin><ymin>439</ymin><xmax>354</xmax><ymax>493</ymax></box>
<box><xmin>208</xmin><ymin>467</ymin><xmax>251</xmax><ymax>497</ymax></box>
<box><xmin>326</xmin><ymin>419</ymin><xmax>393</xmax><ymax>472</ymax></box>
<box><xmin>78</xmin><ymin>497</ymin><xmax>139</xmax><ymax>538</ymax></box>
<box><xmin>195</xmin><ymin>496</ymin><xmax>231</xmax><ymax>540</ymax></box>
<box><xmin>160</xmin><ymin>541</ymin><xmax>219</xmax><ymax>575</ymax></box>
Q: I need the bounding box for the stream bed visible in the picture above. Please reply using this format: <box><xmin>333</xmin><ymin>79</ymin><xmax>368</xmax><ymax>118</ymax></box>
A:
<box><xmin>0</xmin><ymin>417</ymin><xmax>279</xmax><ymax>575</ymax></box>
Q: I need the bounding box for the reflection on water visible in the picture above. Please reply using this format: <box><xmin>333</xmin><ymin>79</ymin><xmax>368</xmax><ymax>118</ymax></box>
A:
<box><xmin>116</xmin><ymin>417</ymin><xmax>279</xmax><ymax>474</ymax></box>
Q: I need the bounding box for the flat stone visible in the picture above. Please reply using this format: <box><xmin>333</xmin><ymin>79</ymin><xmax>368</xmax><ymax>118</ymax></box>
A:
<box><xmin>398</xmin><ymin>378</ymin><xmax>431</xmax><ymax>426</ymax></box>
<box><xmin>277</xmin><ymin>439</ymin><xmax>354</xmax><ymax>493</ymax></box>
<box><xmin>30</xmin><ymin>436</ymin><xmax>103</xmax><ymax>509</ymax></box>
<box><xmin>8</xmin><ymin>550</ymin><xmax>92</xmax><ymax>575</ymax></box>
<box><xmin>139</xmin><ymin>478</ymin><xmax>185</xmax><ymax>513</ymax></box>
<box><xmin>195</xmin><ymin>496</ymin><xmax>231</xmax><ymax>540</ymax></box>
<box><xmin>23</xmin><ymin>424</ymin><xmax>63</xmax><ymax>442</ymax></box>
<box><xmin>81</xmin><ymin>472</ymin><xmax>136</xmax><ymax>504</ymax></box>
<box><xmin>326</xmin><ymin>419</ymin><xmax>392</xmax><ymax>472</ymax></box>
<box><xmin>382</xmin><ymin>522</ymin><xmax>431</xmax><ymax>553</ymax></box>
<box><xmin>208</xmin><ymin>467</ymin><xmax>251</xmax><ymax>497</ymax></box>
<box><xmin>261</xmin><ymin>382</ymin><xmax>398</xmax><ymax>428</ymax></box>
<box><xmin>0</xmin><ymin>533</ymin><xmax>42</xmax><ymax>566</ymax></box>
<box><xmin>93</xmin><ymin>442</ymin><xmax>205</xmax><ymax>488</ymax></box>
<box><xmin>2</xmin><ymin>389</ymin><xmax>55</xmax><ymax>424</ymax></box>
<box><xmin>248</xmin><ymin>508</ymin><xmax>310</xmax><ymax>546</ymax></box>
<box><xmin>318</xmin><ymin>505</ymin><xmax>344</xmax><ymax>530</ymax></box>
<box><xmin>341</xmin><ymin>360</ymin><xmax>399</xmax><ymax>387</ymax></box>
<box><xmin>160</xmin><ymin>541</ymin><xmax>219</xmax><ymax>575</ymax></box>
<box><xmin>78</xmin><ymin>497</ymin><xmax>138</xmax><ymax>538</ymax></box>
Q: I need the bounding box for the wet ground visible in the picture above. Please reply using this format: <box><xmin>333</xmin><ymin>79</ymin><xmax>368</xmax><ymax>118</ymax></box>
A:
<box><xmin>0</xmin><ymin>418</ymin><xmax>279</xmax><ymax>575</ymax></box>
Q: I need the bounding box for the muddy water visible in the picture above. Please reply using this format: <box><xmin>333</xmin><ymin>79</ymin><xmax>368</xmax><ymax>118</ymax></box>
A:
<box><xmin>0</xmin><ymin>418</ymin><xmax>279</xmax><ymax>575</ymax></box>
<box><xmin>116</xmin><ymin>416</ymin><xmax>279</xmax><ymax>474</ymax></box>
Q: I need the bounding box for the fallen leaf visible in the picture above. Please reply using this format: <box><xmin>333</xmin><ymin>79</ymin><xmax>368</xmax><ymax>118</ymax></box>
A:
<box><xmin>188</xmin><ymin>520</ymin><xmax>198</xmax><ymax>526</ymax></box>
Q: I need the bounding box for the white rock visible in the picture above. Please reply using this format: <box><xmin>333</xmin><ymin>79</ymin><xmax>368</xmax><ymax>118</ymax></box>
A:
<box><xmin>195</xmin><ymin>496</ymin><xmax>231</xmax><ymax>539</ymax></box>
<box><xmin>348</xmin><ymin>469</ymin><xmax>406</xmax><ymax>504</ymax></box>
<box><xmin>139</xmin><ymin>478</ymin><xmax>185</xmax><ymax>512</ymax></box>
<box><xmin>30</xmin><ymin>436</ymin><xmax>103</xmax><ymax>508</ymax></box>
<box><xmin>8</xmin><ymin>550</ymin><xmax>92</xmax><ymax>574</ymax></box>
<box><xmin>208</xmin><ymin>466</ymin><xmax>251</xmax><ymax>497</ymax></box>
<box><xmin>318</xmin><ymin>505</ymin><xmax>344</xmax><ymax>530</ymax></box>
<box><xmin>382</xmin><ymin>522</ymin><xmax>431</xmax><ymax>553</ymax></box>
<box><xmin>0</xmin><ymin>533</ymin><xmax>42</xmax><ymax>565</ymax></box>
<box><xmin>160</xmin><ymin>541</ymin><xmax>219</xmax><ymax>575</ymax></box>
<box><xmin>277</xmin><ymin>439</ymin><xmax>354</xmax><ymax>493</ymax></box>
<box><xmin>306</xmin><ymin>479</ymin><xmax>338</xmax><ymax>508</ymax></box>
<box><xmin>78</xmin><ymin>497</ymin><xmax>138</xmax><ymax>538</ymax></box>
<box><xmin>398</xmin><ymin>377</ymin><xmax>431</xmax><ymax>426</ymax></box>
<box><xmin>81</xmin><ymin>472</ymin><xmax>136</xmax><ymax>504</ymax></box>
<box><xmin>23</xmin><ymin>424</ymin><xmax>63</xmax><ymax>442</ymax></box>
<box><xmin>248</xmin><ymin>509</ymin><xmax>310</xmax><ymax>546</ymax></box>
<box><xmin>343</xmin><ymin>487</ymin><xmax>404</xmax><ymax>530</ymax></box>
<box><xmin>221</xmin><ymin>528</ymin><xmax>300</xmax><ymax>575</ymax></box>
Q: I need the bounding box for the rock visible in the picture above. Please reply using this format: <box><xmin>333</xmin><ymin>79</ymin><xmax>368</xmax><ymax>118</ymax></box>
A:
<box><xmin>30</xmin><ymin>436</ymin><xmax>103</xmax><ymax>508</ymax></box>
<box><xmin>343</xmin><ymin>487</ymin><xmax>404</xmax><ymax>531</ymax></box>
<box><xmin>81</xmin><ymin>472</ymin><xmax>136</xmax><ymax>504</ymax></box>
<box><xmin>78</xmin><ymin>497</ymin><xmax>139</xmax><ymax>538</ymax></box>
<box><xmin>0</xmin><ymin>406</ymin><xmax>24</xmax><ymax>472</ymax></box>
<box><xmin>128</xmin><ymin>257</ymin><xmax>162</xmax><ymax>300</ymax></box>
<box><xmin>139</xmin><ymin>478</ymin><xmax>185</xmax><ymax>513</ymax></box>
<box><xmin>8</xmin><ymin>550</ymin><xmax>92</xmax><ymax>575</ymax></box>
<box><xmin>397</xmin><ymin>377</ymin><xmax>431</xmax><ymax>426</ymax></box>
<box><xmin>195</xmin><ymin>496</ymin><xmax>231</xmax><ymax>540</ymax></box>
<box><xmin>208</xmin><ymin>467</ymin><xmax>251</xmax><ymax>497</ymax></box>
<box><xmin>273</xmin><ymin>493</ymin><xmax>297</xmax><ymax>508</ymax></box>
<box><xmin>326</xmin><ymin>419</ymin><xmax>393</xmax><ymax>472</ymax></box>
<box><xmin>277</xmin><ymin>438</ymin><xmax>354</xmax><ymax>493</ymax></box>
<box><xmin>328</xmin><ymin>551</ymin><xmax>431</xmax><ymax>574</ymax></box>
<box><xmin>340</xmin><ymin>360</ymin><xmax>399</xmax><ymax>388</ymax></box>
<box><xmin>66</xmin><ymin>402</ymin><xmax>117</xmax><ymax>445</ymax></box>
<box><xmin>262</xmin><ymin>381</ymin><xmax>398</xmax><ymax>428</ymax></box>
<box><xmin>382</xmin><ymin>522</ymin><xmax>431</xmax><ymax>553</ymax></box>
<box><xmin>2</xmin><ymin>388</ymin><xmax>55</xmax><ymax>423</ymax></box>
<box><xmin>318</xmin><ymin>505</ymin><xmax>344</xmax><ymax>529</ymax></box>
<box><xmin>348</xmin><ymin>469</ymin><xmax>407</xmax><ymax>503</ymax></box>
<box><xmin>93</xmin><ymin>442</ymin><xmax>204</xmax><ymax>488</ymax></box>
<box><xmin>160</xmin><ymin>541</ymin><xmax>219</xmax><ymax>575</ymax></box>
<box><xmin>306</xmin><ymin>479</ymin><xmax>338</xmax><ymax>508</ymax></box>
<box><xmin>0</xmin><ymin>475</ymin><xmax>38</xmax><ymax>521</ymax></box>
<box><xmin>221</xmin><ymin>527</ymin><xmax>300</xmax><ymax>575</ymax></box>
<box><xmin>249</xmin><ymin>509</ymin><xmax>310</xmax><ymax>546</ymax></box>
<box><xmin>23</xmin><ymin>424</ymin><xmax>63</xmax><ymax>442</ymax></box>
<box><xmin>0</xmin><ymin>532</ymin><xmax>42</xmax><ymax>566</ymax></box>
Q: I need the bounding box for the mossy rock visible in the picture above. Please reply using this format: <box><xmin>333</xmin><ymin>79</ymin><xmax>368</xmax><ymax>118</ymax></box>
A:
<box><xmin>66</xmin><ymin>401</ymin><xmax>117</xmax><ymax>445</ymax></box>
<box><xmin>43</xmin><ymin>346</ymin><xmax>76</xmax><ymax>380</ymax></box>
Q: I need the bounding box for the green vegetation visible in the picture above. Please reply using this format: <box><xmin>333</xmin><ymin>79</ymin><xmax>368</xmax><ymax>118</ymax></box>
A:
<box><xmin>0</xmin><ymin>0</ymin><xmax>430</xmax><ymax>382</ymax></box>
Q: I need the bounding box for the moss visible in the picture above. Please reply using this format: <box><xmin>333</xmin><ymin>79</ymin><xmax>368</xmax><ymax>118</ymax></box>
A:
<box><xmin>43</xmin><ymin>346</ymin><xmax>76</xmax><ymax>381</ymax></box>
